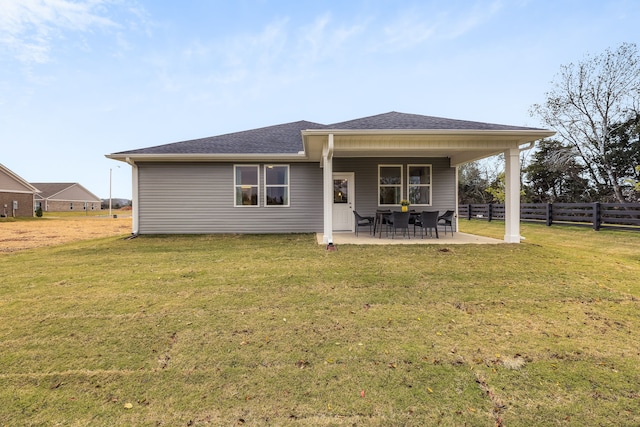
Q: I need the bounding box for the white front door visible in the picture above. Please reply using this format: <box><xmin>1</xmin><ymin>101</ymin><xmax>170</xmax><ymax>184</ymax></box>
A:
<box><xmin>332</xmin><ymin>172</ymin><xmax>355</xmax><ymax>231</ymax></box>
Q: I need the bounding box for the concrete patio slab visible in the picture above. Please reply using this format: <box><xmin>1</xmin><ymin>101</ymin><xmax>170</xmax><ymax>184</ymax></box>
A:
<box><xmin>317</xmin><ymin>231</ymin><xmax>504</xmax><ymax>245</ymax></box>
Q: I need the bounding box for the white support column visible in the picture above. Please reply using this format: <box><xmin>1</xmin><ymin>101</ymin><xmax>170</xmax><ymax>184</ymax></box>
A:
<box><xmin>322</xmin><ymin>134</ymin><xmax>334</xmax><ymax>244</ymax></box>
<box><xmin>504</xmin><ymin>147</ymin><xmax>521</xmax><ymax>243</ymax></box>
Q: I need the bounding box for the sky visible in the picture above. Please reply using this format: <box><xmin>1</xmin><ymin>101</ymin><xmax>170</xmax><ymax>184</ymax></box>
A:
<box><xmin>1</xmin><ymin>0</ymin><xmax>639</xmax><ymax>200</ymax></box>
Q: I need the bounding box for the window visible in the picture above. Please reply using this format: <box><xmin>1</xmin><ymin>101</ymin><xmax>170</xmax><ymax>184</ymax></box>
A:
<box><xmin>408</xmin><ymin>165</ymin><xmax>432</xmax><ymax>205</ymax></box>
<box><xmin>379</xmin><ymin>165</ymin><xmax>402</xmax><ymax>205</ymax></box>
<box><xmin>264</xmin><ymin>165</ymin><xmax>289</xmax><ymax>206</ymax></box>
<box><xmin>70</xmin><ymin>203</ymin><xmax>74</xmax><ymax>210</ymax></box>
<box><xmin>234</xmin><ymin>165</ymin><xmax>259</xmax><ymax>206</ymax></box>
<box><xmin>334</xmin><ymin>179</ymin><xmax>348</xmax><ymax>203</ymax></box>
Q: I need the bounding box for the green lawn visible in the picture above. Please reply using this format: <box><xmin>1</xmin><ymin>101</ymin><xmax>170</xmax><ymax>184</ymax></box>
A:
<box><xmin>1</xmin><ymin>222</ymin><xmax>639</xmax><ymax>426</ymax></box>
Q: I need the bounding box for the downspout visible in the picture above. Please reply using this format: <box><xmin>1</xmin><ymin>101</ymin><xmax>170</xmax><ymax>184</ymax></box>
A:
<box><xmin>454</xmin><ymin>163</ymin><xmax>459</xmax><ymax>233</ymax></box>
<box><xmin>125</xmin><ymin>157</ymin><xmax>139</xmax><ymax>236</ymax></box>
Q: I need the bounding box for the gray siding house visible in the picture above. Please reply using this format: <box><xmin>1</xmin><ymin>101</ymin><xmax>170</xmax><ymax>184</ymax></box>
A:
<box><xmin>107</xmin><ymin>112</ymin><xmax>554</xmax><ymax>243</ymax></box>
<box><xmin>31</xmin><ymin>183</ymin><xmax>102</xmax><ymax>212</ymax></box>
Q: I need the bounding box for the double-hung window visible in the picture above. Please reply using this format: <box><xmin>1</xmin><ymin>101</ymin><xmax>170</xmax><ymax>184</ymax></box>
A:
<box><xmin>234</xmin><ymin>165</ymin><xmax>259</xmax><ymax>206</ymax></box>
<box><xmin>408</xmin><ymin>164</ymin><xmax>432</xmax><ymax>205</ymax></box>
<box><xmin>264</xmin><ymin>165</ymin><xmax>289</xmax><ymax>206</ymax></box>
<box><xmin>379</xmin><ymin>165</ymin><xmax>402</xmax><ymax>206</ymax></box>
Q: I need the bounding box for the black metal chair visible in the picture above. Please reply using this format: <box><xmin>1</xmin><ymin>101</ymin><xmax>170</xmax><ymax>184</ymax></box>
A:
<box><xmin>438</xmin><ymin>210</ymin><xmax>455</xmax><ymax>236</ymax></box>
<box><xmin>353</xmin><ymin>211</ymin><xmax>374</xmax><ymax>236</ymax></box>
<box><xmin>389</xmin><ymin>211</ymin><xmax>411</xmax><ymax>239</ymax></box>
<box><xmin>417</xmin><ymin>210</ymin><xmax>439</xmax><ymax>238</ymax></box>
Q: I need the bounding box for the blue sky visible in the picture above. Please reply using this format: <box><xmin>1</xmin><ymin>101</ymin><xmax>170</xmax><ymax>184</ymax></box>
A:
<box><xmin>1</xmin><ymin>0</ymin><xmax>638</xmax><ymax>200</ymax></box>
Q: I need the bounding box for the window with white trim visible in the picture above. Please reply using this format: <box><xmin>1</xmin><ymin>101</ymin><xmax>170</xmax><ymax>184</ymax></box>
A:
<box><xmin>408</xmin><ymin>164</ymin><xmax>432</xmax><ymax>205</ymax></box>
<box><xmin>264</xmin><ymin>165</ymin><xmax>289</xmax><ymax>206</ymax></box>
<box><xmin>234</xmin><ymin>165</ymin><xmax>259</xmax><ymax>206</ymax></box>
<box><xmin>378</xmin><ymin>165</ymin><xmax>402</xmax><ymax>205</ymax></box>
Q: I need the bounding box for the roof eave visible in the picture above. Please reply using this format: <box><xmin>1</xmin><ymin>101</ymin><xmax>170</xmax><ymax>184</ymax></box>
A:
<box><xmin>301</xmin><ymin>128</ymin><xmax>556</xmax><ymax>138</ymax></box>
<box><xmin>105</xmin><ymin>152</ymin><xmax>310</xmax><ymax>163</ymax></box>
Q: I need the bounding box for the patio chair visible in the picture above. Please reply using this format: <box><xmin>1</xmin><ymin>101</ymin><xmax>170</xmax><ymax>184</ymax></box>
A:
<box><xmin>438</xmin><ymin>210</ymin><xmax>455</xmax><ymax>236</ymax></box>
<box><xmin>353</xmin><ymin>211</ymin><xmax>374</xmax><ymax>236</ymax></box>
<box><xmin>390</xmin><ymin>211</ymin><xmax>411</xmax><ymax>239</ymax></box>
<box><xmin>416</xmin><ymin>210</ymin><xmax>439</xmax><ymax>238</ymax></box>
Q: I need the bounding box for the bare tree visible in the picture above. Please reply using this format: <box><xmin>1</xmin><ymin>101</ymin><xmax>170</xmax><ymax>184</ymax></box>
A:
<box><xmin>531</xmin><ymin>43</ymin><xmax>640</xmax><ymax>203</ymax></box>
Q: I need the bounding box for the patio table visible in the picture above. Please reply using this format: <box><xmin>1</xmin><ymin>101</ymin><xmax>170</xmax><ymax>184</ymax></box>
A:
<box><xmin>373</xmin><ymin>210</ymin><xmax>391</xmax><ymax>238</ymax></box>
<box><xmin>373</xmin><ymin>210</ymin><xmax>420</xmax><ymax>238</ymax></box>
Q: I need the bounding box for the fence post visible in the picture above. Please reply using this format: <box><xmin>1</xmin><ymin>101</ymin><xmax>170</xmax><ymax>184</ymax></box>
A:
<box><xmin>546</xmin><ymin>203</ymin><xmax>553</xmax><ymax>226</ymax></box>
<box><xmin>488</xmin><ymin>203</ymin><xmax>493</xmax><ymax>222</ymax></box>
<box><xmin>593</xmin><ymin>202</ymin><xmax>601</xmax><ymax>231</ymax></box>
<box><xmin>467</xmin><ymin>204</ymin><xmax>472</xmax><ymax>220</ymax></box>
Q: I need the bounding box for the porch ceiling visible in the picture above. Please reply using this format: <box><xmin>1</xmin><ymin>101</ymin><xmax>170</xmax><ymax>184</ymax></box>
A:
<box><xmin>302</xmin><ymin>129</ymin><xmax>555</xmax><ymax>166</ymax></box>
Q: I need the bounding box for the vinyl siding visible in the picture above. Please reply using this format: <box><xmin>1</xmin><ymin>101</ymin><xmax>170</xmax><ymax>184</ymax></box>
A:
<box><xmin>137</xmin><ymin>157</ymin><xmax>456</xmax><ymax>234</ymax></box>
<box><xmin>137</xmin><ymin>162</ymin><xmax>323</xmax><ymax>234</ymax></box>
<box><xmin>333</xmin><ymin>157</ymin><xmax>456</xmax><ymax>230</ymax></box>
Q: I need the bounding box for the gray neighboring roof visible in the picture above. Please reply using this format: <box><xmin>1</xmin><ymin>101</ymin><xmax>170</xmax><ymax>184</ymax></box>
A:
<box><xmin>109</xmin><ymin>111</ymin><xmax>551</xmax><ymax>157</ymax></box>
<box><xmin>115</xmin><ymin>120</ymin><xmax>326</xmax><ymax>155</ymax></box>
<box><xmin>31</xmin><ymin>183</ymin><xmax>78</xmax><ymax>198</ymax></box>
<box><xmin>31</xmin><ymin>183</ymin><xmax>101</xmax><ymax>201</ymax></box>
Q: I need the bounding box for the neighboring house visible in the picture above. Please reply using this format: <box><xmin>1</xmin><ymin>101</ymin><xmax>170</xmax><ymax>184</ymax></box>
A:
<box><xmin>106</xmin><ymin>111</ymin><xmax>554</xmax><ymax>243</ymax></box>
<box><xmin>31</xmin><ymin>183</ymin><xmax>102</xmax><ymax>212</ymax></box>
<box><xmin>0</xmin><ymin>163</ymin><xmax>40</xmax><ymax>217</ymax></box>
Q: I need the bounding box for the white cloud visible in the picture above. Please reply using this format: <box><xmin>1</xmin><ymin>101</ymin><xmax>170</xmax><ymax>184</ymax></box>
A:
<box><xmin>443</xmin><ymin>0</ymin><xmax>503</xmax><ymax>40</ymax></box>
<box><xmin>379</xmin><ymin>1</ymin><xmax>504</xmax><ymax>51</ymax></box>
<box><xmin>299</xmin><ymin>12</ymin><xmax>365</xmax><ymax>64</ymax></box>
<box><xmin>382</xmin><ymin>13</ymin><xmax>437</xmax><ymax>51</ymax></box>
<box><xmin>0</xmin><ymin>0</ymin><xmax>122</xmax><ymax>63</ymax></box>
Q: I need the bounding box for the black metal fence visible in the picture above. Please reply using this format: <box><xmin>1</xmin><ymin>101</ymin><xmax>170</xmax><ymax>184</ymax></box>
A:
<box><xmin>458</xmin><ymin>203</ymin><xmax>640</xmax><ymax>231</ymax></box>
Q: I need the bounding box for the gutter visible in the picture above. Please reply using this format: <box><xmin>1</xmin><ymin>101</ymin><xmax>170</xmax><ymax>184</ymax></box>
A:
<box><xmin>519</xmin><ymin>141</ymin><xmax>536</xmax><ymax>151</ymax></box>
<box><xmin>302</xmin><ymin>128</ymin><xmax>556</xmax><ymax>138</ymax></box>
<box><xmin>106</xmin><ymin>152</ymin><xmax>310</xmax><ymax>163</ymax></box>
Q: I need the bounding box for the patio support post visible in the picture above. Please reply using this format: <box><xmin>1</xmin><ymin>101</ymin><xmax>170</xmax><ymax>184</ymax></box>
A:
<box><xmin>322</xmin><ymin>134</ymin><xmax>334</xmax><ymax>244</ymax></box>
<box><xmin>504</xmin><ymin>147</ymin><xmax>521</xmax><ymax>243</ymax></box>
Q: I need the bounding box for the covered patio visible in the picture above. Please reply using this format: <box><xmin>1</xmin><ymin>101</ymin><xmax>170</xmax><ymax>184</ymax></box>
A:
<box><xmin>317</xmin><ymin>230</ymin><xmax>503</xmax><ymax>245</ymax></box>
<box><xmin>301</xmin><ymin>113</ymin><xmax>555</xmax><ymax>245</ymax></box>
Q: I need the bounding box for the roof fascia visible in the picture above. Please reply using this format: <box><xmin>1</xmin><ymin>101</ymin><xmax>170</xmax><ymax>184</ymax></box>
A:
<box><xmin>302</xmin><ymin>128</ymin><xmax>555</xmax><ymax>139</ymax></box>
<box><xmin>106</xmin><ymin>153</ymin><xmax>310</xmax><ymax>163</ymax></box>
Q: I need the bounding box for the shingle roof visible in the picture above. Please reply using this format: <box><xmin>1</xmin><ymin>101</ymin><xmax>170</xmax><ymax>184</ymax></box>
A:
<box><xmin>30</xmin><ymin>183</ymin><xmax>78</xmax><ymax>198</ymax></box>
<box><xmin>116</xmin><ymin>120</ymin><xmax>326</xmax><ymax>155</ymax></box>
<box><xmin>326</xmin><ymin>111</ymin><xmax>543</xmax><ymax>131</ymax></box>
<box><xmin>112</xmin><ymin>112</ymin><xmax>547</xmax><ymax>156</ymax></box>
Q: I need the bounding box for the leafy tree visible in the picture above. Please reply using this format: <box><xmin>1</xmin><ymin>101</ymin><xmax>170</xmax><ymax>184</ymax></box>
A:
<box><xmin>530</xmin><ymin>43</ymin><xmax>640</xmax><ymax>203</ymax></box>
<box><xmin>458</xmin><ymin>160</ymin><xmax>495</xmax><ymax>204</ymax></box>
<box><xmin>484</xmin><ymin>172</ymin><xmax>525</xmax><ymax>203</ymax></box>
<box><xmin>606</xmin><ymin>115</ymin><xmax>640</xmax><ymax>201</ymax></box>
<box><xmin>523</xmin><ymin>139</ymin><xmax>592</xmax><ymax>202</ymax></box>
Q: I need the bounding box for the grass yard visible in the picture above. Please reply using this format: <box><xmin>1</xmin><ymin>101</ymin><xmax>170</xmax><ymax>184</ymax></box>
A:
<box><xmin>1</xmin><ymin>221</ymin><xmax>639</xmax><ymax>426</ymax></box>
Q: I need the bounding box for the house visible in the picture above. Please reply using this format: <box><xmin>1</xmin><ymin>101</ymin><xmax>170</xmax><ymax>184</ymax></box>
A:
<box><xmin>31</xmin><ymin>183</ymin><xmax>102</xmax><ymax>212</ymax></box>
<box><xmin>106</xmin><ymin>111</ymin><xmax>554</xmax><ymax>243</ymax></box>
<box><xmin>0</xmin><ymin>163</ymin><xmax>40</xmax><ymax>217</ymax></box>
